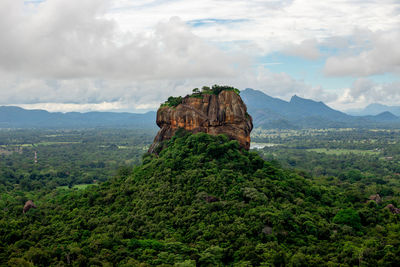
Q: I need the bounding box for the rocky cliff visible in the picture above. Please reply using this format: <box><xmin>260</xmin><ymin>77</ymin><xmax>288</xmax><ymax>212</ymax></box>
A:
<box><xmin>149</xmin><ymin>90</ymin><xmax>253</xmax><ymax>153</ymax></box>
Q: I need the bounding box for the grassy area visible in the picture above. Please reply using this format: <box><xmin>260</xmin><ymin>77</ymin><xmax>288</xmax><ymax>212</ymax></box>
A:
<box><xmin>306</xmin><ymin>148</ymin><xmax>379</xmax><ymax>155</ymax></box>
<box><xmin>73</xmin><ymin>184</ymin><xmax>98</xmax><ymax>190</ymax></box>
<box><xmin>250</xmin><ymin>143</ymin><xmax>279</xmax><ymax>149</ymax></box>
<box><xmin>38</xmin><ymin>141</ymin><xmax>81</xmax><ymax>146</ymax></box>
<box><xmin>1</xmin><ymin>141</ymin><xmax>80</xmax><ymax>148</ymax></box>
<box><xmin>57</xmin><ymin>183</ymin><xmax>98</xmax><ymax>190</ymax></box>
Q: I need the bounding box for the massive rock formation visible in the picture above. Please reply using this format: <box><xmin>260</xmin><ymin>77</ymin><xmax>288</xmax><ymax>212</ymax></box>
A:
<box><xmin>149</xmin><ymin>90</ymin><xmax>253</xmax><ymax>153</ymax></box>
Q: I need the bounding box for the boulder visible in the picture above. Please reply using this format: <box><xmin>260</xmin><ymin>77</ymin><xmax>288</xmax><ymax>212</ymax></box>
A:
<box><xmin>23</xmin><ymin>200</ymin><xmax>37</xmax><ymax>214</ymax></box>
<box><xmin>262</xmin><ymin>226</ymin><xmax>273</xmax><ymax>235</ymax></box>
<box><xmin>385</xmin><ymin>204</ymin><xmax>400</xmax><ymax>214</ymax></box>
<box><xmin>368</xmin><ymin>194</ymin><xmax>382</xmax><ymax>204</ymax></box>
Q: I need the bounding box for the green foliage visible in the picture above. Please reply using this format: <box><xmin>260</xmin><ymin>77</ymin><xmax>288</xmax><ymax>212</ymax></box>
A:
<box><xmin>161</xmin><ymin>96</ymin><xmax>183</xmax><ymax>107</ymax></box>
<box><xmin>1</xmin><ymin>129</ymin><xmax>400</xmax><ymax>266</ymax></box>
<box><xmin>0</xmin><ymin>129</ymin><xmax>153</xmax><ymax>191</ymax></box>
<box><xmin>199</xmin><ymin>84</ymin><xmax>241</xmax><ymax>96</ymax></box>
<box><xmin>210</xmin><ymin>84</ymin><xmax>240</xmax><ymax>95</ymax></box>
<box><xmin>333</xmin><ymin>208</ymin><xmax>362</xmax><ymax>230</ymax></box>
<box><xmin>201</xmin><ymin>86</ymin><xmax>211</xmax><ymax>94</ymax></box>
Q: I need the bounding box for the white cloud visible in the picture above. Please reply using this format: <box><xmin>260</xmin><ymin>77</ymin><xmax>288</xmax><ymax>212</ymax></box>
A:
<box><xmin>283</xmin><ymin>39</ymin><xmax>321</xmax><ymax>60</ymax></box>
<box><xmin>0</xmin><ymin>0</ymin><xmax>243</xmax><ymax>80</ymax></box>
<box><xmin>108</xmin><ymin>0</ymin><xmax>400</xmax><ymax>55</ymax></box>
<box><xmin>0</xmin><ymin>0</ymin><xmax>399</xmax><ymax>112</ymax></box>
<box><xmin>0</xmin><ymin>65</ymin><xmax>339</xmax><ymax>112</ymax></box>
<box><xmin>329</xmin><ymin>78</ymin><xmax>400</xmax><ymax>110</ymax></box>
<box><xmin>324</xmin><ymin>30</ymin><xmax>400</xmax><ymax>76</ymax></box>
<box><xmin>13</xmin><ymin>102</ymin><xmax>129</xmax><ymax>113</ymax></box>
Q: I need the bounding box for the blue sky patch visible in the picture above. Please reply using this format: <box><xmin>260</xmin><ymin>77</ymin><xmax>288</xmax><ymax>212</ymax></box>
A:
<box><xmin>24</xmin><ymin>0</ymin><xmax>44</xmax><ymax>4</ymax></box>
<box><xmin>187</xmin><ymin>18</ymin><xmax>249</xmax><ymax>28</ymax></box>
<box><xmin>258</xmin><ymin>53</ymin><xmax>353</xmax><ymax>90</ymax></box>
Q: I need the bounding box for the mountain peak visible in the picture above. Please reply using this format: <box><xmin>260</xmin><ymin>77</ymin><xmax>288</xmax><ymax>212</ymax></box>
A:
<box><xmin>374</xmin><ymin>111</ymin><xmax>398</xmax><ymax>120</ymax></box>
<box><xmin>290</xmin><ymin>94</ymin><xmax>300</xmax><ymax>102</ymax></box>
<box><xmin>290</xmin><ymin>95</ymin><xmax>322</xmax><ymax>104</ymax></box>
<box><xmin>361</xmin><ymin>103</ymin><xmax>400</xmax><ymax>116</ymax></box>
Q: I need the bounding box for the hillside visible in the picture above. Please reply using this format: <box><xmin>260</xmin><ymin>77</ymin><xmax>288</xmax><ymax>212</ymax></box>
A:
<box><xmin>1</xmin><ymin>132</ymin><xmax>399</xmax><ymax>266</ymax></box>
<box><xmin>365</xmin><ymin>111</ymin><xmax>399</xmax><ymax>121</ymax></box>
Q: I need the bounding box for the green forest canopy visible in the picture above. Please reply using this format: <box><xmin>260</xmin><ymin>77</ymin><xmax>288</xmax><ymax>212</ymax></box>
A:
<box><xmin>1</xmin><ymin>131</ymin><xmax>399</xmax><ymax>266</ymax></box>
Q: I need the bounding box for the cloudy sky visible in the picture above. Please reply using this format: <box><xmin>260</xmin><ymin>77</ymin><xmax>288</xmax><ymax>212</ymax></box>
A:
<box><xmin>0</xmin><ymin>0</ymin><xmax>399</xmax><ymax>112</ymax></box>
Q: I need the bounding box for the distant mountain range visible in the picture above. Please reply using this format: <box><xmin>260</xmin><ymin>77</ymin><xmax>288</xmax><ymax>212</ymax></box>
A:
<box><xmin>1</xmin><ymin>89</ymin><xmax>399</xmax><ymax>129</ymax></box>
<box><xmin>346</xmin><ymin>103</ymin><xmax>400</xmax><ymax>117</ymax></box>
<box><xmin>240</xmin><ymin>88</ymin><xmax>400</xmax><ymax>129</ymax></box>
<box><xmin>0</xmin><ymin>106</ymin><xmax>156</xmax><ymax>129</ymax></box>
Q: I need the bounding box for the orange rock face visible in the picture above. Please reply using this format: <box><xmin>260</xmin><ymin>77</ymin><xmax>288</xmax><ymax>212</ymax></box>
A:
<box><xmin>149</xmin><ymin>90</ymin><xmax>253</xmax><ymax>153</ymax></box>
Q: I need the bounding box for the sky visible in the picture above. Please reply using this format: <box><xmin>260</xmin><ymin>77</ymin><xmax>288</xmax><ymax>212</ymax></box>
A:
<box><xmin>0</xmin><ymin>0</ymin><xmax>399</xmax><ymax>112</ymax></box>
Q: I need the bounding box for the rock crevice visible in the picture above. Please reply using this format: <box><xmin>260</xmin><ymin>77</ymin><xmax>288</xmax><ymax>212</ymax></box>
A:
<box><xmin>149</xmin><ymin>90</ymin><xmax>253</xmax><ymax>153</ymax></box>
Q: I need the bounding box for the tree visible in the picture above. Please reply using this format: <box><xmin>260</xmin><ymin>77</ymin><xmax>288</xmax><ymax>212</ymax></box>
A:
<box><xmin>333</xmin><ymin>208</ymin><xmax>361</xmax><ymax>230</ymax></box>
